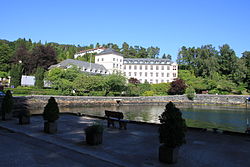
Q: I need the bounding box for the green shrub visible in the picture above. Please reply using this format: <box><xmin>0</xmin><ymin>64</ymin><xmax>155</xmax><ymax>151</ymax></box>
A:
<box><xmin>43</xmin><ymin>97</ymin><xmax>59</xmax><ymax>122</ymax></box>
<box><xmin>142</xmin><ymin>91</ymin><xmax>155</xmax><ymax>96</ymax></box>
<box><xmin>85</xmin><ymin>122</ymin><xmax>104</xmax><ymax>134</ymax></box>
<box><xmin>185</xmin><ymin>86</ymin><xmax>195</xmax><ymax>100</ymax></box>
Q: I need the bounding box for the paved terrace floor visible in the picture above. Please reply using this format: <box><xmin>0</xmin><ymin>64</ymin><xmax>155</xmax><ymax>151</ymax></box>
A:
<box><xmin>0</xmin><ymin>114</ymin><xmax>250</xmax><ymax>167</ymax></box>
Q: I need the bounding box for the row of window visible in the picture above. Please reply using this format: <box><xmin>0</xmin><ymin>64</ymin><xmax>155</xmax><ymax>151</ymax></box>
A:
<box><xmin>138</xmin><ymin>79</ymin><xmax>170</xmax><ymax>84</ymax></box>
<box><xmin>82</xmin><ymin>68</ymin><xmax>107</xmax><ymax>74</ymax></box>
<box><xmin>113</xmin><ymin>64</ymin><xmax>123</xmax><ymax>69</ymax></box>
<box><xmin>96</xmin><ymin>58</ymin><xmax>123</xmax><ymax>62</ymax></box>
<box><xmin>125</xmin><ymin>72</ymin><xmax>177</xmax><ymax>77</ymax></box>
<box><xmin>124</xmin><ymin>65</ymin><xmax>177</xmax><ymax>70</ymax></box>
<box><xmin>124</xmin><ymin>60</ymin><xmax>171</xmax><ymax>65</ymax></box>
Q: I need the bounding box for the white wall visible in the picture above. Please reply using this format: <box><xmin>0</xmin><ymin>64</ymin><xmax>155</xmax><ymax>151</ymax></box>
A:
<box><xmin>95</xmin><ymin>54</ymin><xmax>124</xmax><ymax>74</ymax></box>
<box><xmin>123</xmin><ymin>63</ymin><xmax>178</xmax><ymax>84</ymax></box>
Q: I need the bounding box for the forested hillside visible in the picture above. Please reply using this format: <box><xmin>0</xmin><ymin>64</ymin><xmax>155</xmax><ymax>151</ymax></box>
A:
<box><xmin>0</xmin><ymin>38</ymin><xmax>249</xmax><ymax>95</ymax></box>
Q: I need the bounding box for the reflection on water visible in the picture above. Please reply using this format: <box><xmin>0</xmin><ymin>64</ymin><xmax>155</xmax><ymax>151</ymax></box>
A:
<box><xmin>31</xmin><ymin>104</ymin><xmax>250</xmax><ymax>133</ymax></box>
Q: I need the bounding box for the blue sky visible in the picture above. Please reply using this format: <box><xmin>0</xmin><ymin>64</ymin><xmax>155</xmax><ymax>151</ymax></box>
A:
<box><xmin>1</xmin><ymin>0</ymin><xmax>250</xmax><ymax>61</ymax></box>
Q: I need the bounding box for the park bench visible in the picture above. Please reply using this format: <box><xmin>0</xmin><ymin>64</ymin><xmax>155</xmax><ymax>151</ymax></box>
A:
<box><xmin>104</xmin><ymin>110</ymin><xmax>128</xmax><ymax>130</ymax></box>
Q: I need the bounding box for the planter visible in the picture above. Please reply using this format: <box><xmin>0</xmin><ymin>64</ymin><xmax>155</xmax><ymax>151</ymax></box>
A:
<box><xmin>85</xmin><ymin>132</ymin><xmax>103</xmax><ymax>145</ymax></box>
<box><xmin>159</xmin><ymin>144</ymin><xmax>179</xmax><ymax>164</ymax></box>
<box><xmin>19</xmin><ymin>116</ymin><xmax>30</xmax><ymax>125</ymax></box>
<box><xmin>2</xmin><ymin>112</ymin><xmax>13</xmax><ymax>120</ymax></box>
<box><xmin>44</xmin><ymin>121</ymin><xmax>57</xmax><ymax>134</ymax></box>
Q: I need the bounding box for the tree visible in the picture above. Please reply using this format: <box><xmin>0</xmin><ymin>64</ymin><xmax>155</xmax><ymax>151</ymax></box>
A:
<box><xmin>28</xmin><ymin>45</ymin><xmax>57</xmax><ymax>74</ymax></box>
<box><xmin>242</xmin><ymin>51</ymin><xmax>250</xmax><ymax>91</ymax></box>
<box><xmin>128</xmin><ymin>77</ymin><xmax>140</xmax><ymax>84</ymax></box>
<box><xmin>35</xmin><ymin>67</ymin><xmax>45</xmax><ymax>88</ymax></box>
<box><xmin>103</xmin><ymin>74</ymin><xmax>127</xmax><ymax>96</ymax></box>
<box><xmin>218</xmin><ymin>44</ymin><xmax>238</xmax><ymax>78</ymax></box>
<box><xmin>11</xmin><ymin>44</ymin><xmax>30</xmax><ymax>74</ymax></box>
<box><xmin>166</xmin><ymin>54</ymin><xmax>172</xmax><ymax>60</ymax></box>
<box><xmin>168</xmin><ymin>78</ymin><xmax>187</xmax><ymax>95</ymax></box>
<box><xmin>0</xmin><ymin>43</ymin><xmax>12</xmax><ymax>72</ymax></box>
<box><xmin>10</xmin><ymin>63</ymin><xmax>23</xmax><ymax>88</ymax></box>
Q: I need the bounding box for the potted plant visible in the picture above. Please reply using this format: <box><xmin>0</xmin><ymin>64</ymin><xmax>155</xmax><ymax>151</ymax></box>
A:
<box><xmin>85</xmin><ymin>122</ymin><xmax>104</xmax><ymax>145</ymax></box>
<box><xmin>158</xmin><ymin>101</ymin><xmax>187</xmax><ymax>164</ymax></box>
<box><xmin>1</xmin><ymin>90</ymin><xmax>13</xmax><ymax>120</ymax></box>
<box><xmin>43</xmin><ymin>97</ymin><xmax>59</xmax><ymax>133</ymax></box>
<box><xmin>18</xmin><ymin>105</ymin><xmax>30</xmax><ymax>124</ymax></box>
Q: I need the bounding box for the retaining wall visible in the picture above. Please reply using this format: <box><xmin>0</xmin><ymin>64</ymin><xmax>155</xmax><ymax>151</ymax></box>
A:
<box><xmin>0</xmin><ymin>94</ymin><xmax>248</xmax><ymax>110</ymax></box>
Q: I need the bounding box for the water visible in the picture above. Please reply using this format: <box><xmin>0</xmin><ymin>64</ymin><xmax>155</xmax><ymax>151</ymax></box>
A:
<box><xmin>33</xmin><ymin>104</ymin><xmax>250</xmax><ymax>133</ymax></box>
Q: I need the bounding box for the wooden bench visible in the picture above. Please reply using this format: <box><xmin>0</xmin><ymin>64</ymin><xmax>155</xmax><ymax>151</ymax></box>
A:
<box><xmin>105</xmin><ymin>110</ymin><xmax>128</xmax><ymax>130</ymax></box>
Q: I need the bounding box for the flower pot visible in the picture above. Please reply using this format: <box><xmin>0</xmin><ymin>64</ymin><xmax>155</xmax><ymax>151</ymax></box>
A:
<box><xmin>2</xmin><ymin>112</ymin><xmax>13</xmax><ymax>120</ymax></box>
<box><xmin>19</xmin><ymin>116</ymin><xmax>30</xmax><ymax>125</ymax></box>
<box><xmin>85</xmin><ymin>132</ymin><xmax>103</xmax><ymax>145</ymax></box>
<box><xmin>159</xmin><ymin>144</ymin><xmax>179</xmax><ymax>164</ymax></box>
<box><xmin>44</xmin><ymin>121</ymin><xmax>57</xmax><ymax>134</ymax></box>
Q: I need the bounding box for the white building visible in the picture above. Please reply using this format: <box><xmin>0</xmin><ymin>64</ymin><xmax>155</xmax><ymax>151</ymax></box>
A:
<box><xmin>95</xmin><ymin>48</ymin><xmax>178</xmax><ymax>84</ymax></box>
<box><xmin>95</xmin><ymin>48</ymin><xmax>124</xmax><ymax>74</ymax></box>
<box><xmin>21</xmin><ymin>75</ymin><xmax>35</xmax><ymax>86</ymax></box>
<box><xmin>74</xmin><ymin>47</ymin><xmax>105</xmax><ymax>59</ymax></box>
<box><xmin>123</xmin><ymin>58</ymin><xmax>177</xmax><ymax>84</ymax></box>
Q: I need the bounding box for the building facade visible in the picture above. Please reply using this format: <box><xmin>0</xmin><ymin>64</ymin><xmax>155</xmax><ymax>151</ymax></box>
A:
<box><xmin>95</xmin><ymin>48</ymin><xmax>124</xmax><ymax>74</ymax></box>
<box><xmin>95</xmin><ymin>49</ymin><xmax>178</xmax><ymax>84</ymax></box>
<box><xmin>123</xmin><ymin>58</ymin><xmax>177</xmax><ymax>84</ymax></box>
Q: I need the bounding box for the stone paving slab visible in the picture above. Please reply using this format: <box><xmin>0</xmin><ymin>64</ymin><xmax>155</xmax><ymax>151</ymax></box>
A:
<box><xmin>0</xmin><ymin>114</ymin><xmax>250</xmax><ymax>167</ymax></box>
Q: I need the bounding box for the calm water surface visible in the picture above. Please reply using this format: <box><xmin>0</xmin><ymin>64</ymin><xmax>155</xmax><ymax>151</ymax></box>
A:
<box><xmin>33</xmin><ymin>104</ymin><xmax>250</xmax><ymax>133</ymax></box>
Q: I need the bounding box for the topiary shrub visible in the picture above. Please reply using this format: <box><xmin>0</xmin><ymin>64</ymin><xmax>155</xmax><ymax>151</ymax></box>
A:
<box><xmin>159</xmin><ymin>102</ymin><xmax>187</xmax><ymax>147</ymax></box>
<box><xmin>1</xmin><ymin>90</ymin><xmax>13</xmax><ymax>120</ymax></box>
<box><xmin>43</xmin><ymin>97</ymin><xmax>59</xmax><ymax>123</ymax></box>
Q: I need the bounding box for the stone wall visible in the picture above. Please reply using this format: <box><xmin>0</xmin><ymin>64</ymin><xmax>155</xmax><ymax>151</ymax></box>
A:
<box><xmin>1</xmin><ymin>94</ymin><xmax>248</xmax><ymax>110</ymax></box>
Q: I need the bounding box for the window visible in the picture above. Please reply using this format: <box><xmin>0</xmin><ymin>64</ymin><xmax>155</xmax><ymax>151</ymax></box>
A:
<box><xmin>150</xmin><ymin>79</ymin><xmax>153</xmax><ymax>84</ymax></box>
<box><xmin>129</xmin><ymin>65</ymin><xmax>131</xmax><ymax>70</ymax></box>
<box><xmin>167</xmin><ymin>73</ymin><xmax>169</xmax><ymax>77</ymax></box>
<box><xmin>129</xmin><ymin>72</ymin><xmax>131</xmax><ymax>76</ymax></box>
<box><xmin>173</xmin><ymin>73</ymin><xmax>176</xmax><ymax>77</ymax></box>
<box><xmin>113</xmin><ymin>63</ymin><xmax>115</xmax><ymax>68</ymax></box>
<box><xmin>161</xmin><ymin>79</ymin><xmax>164</xmax><ymax>83</ymax></box>
<box><xmin>145</xmin><ymin>72</ymin><xmax>147</xmax><ymax>77</ymax></box>
<box><xmin>113</xmin><ymin>58</ymin><xmax>115</xmax><ymax>61</ymax></box>
<box><xmin>150</xmin><ymin>65</ymin><xmax>153</xmax><ymax>70</ymax></box>
<box><xmin>97</xmin><ymin>58</ymin><xmax>99</xmax><ymax>62</ymax></box>
<box><xmin>120</xmin><ymin>59</ymin><xmax>122</xmax><ymax>62</ymax></box>
<box><xmin>173</xmin><ymin>66</ymin><xmax>177</xmax><ymax>70</ymax></box>
<box><xmin>167</xmin><ymin>66</ymin><xmax>170</xmax><ymax>70</ymax></box>
<box><xmin>134</xmin><ymin>72</ymin><xmax>137</xmax><ymax>76</ymax></box>
<box><xmin>156</xmin><ymin>72</ymin><xmax>158</xmax><ymax>77</ymax></box>
<box><xmin>139</xmin><ymin>72</ymin><xmax>142</xmax><ymax>76</ymax></box>
<box><xmin>145</xmin><ymin>65</ymin><xmax>148</xmax><ymax>70</ymax></box>
<box><xmin>134</xmin><ymin>65</ymin><xmax>137</xmax><ymax>70</ymax></box>
<box><xmin>124</xmin><ymin>65</ymin><xmax>126</xmax><ymax>70</ymax></box>
<box><xmin>140</xmin><ymin>65</ymin><xmax>142</xmax><ymax>70</ymax></box>
<box><xmin>120</xmin><ymin>65</ymin><xmax>122</xmax><ymax>69</ymax></box>
<box><xmin>116</xmin><ymin>64</ymin><xmax>118</xmax><ymax>68</ymax></box>
<box><xmin>102</xmin><ymin>58</ymin><xmax>104</xmax><ymax>61</ymax></box>
<box><xmin>161</xmin><ymin>73</ymin><xmax>164</xmax><ymax>77</ymax></box>
<box><xmin>150</xmin><ymin>72</ymin><xmax>153</xmax><ymax>77</ymax></box>
<box><xmin>117</xmin><ymin>58</ymin><xmax>118</xmax><ymax>62</ymax></box>
<box><xmin>156</xmin><ymin>66</ymin><xmax>159</xmax><ymax>70</ymax></box>
<box><xmin>156</xmin><ymin>79</ymin><xmax>158</xmax><ymax>84</ymax></box>
<box><xmin>161</xmin><ymin>66</ymin><xmax>164</xmax><ymax>70</ymax></box>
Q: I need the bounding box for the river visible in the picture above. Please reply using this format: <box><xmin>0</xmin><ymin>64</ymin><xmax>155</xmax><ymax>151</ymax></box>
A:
<box><xmin>32</xmin><ymin>103</ymin><xmax>250</xmax><ymax>133</ymax></box>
